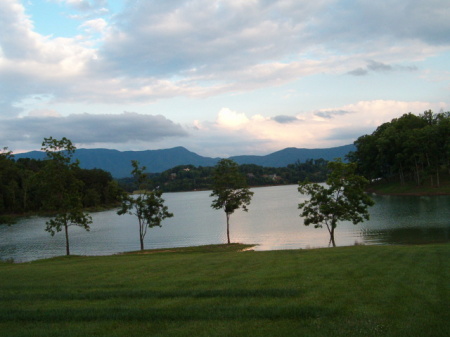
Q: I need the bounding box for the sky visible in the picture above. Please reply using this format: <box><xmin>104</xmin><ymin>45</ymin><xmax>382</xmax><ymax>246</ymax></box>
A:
<box><xmin>1</xmin><ymin>0</ymin><xmax>449</xmax><ymax>157</ymax></box>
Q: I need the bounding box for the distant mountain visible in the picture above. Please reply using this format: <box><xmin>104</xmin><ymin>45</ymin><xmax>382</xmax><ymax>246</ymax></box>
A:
<box><xmin>14</xmin><ymin>144</ymin><xmax>355</xmax><ymax>178</ymax></box>
<box><xmin>230</xmin><ymin>144</ymin><xmax>355</xmax><ymax>167</ymax></box>
<box><xmin>15</xmin><ymin>147</ymin><xmax>219</xmax><ymax>178</ymax></box>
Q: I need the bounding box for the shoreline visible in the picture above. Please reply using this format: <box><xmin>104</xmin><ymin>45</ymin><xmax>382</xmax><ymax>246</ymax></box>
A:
<box><xmin>367</xmin><ymin>189</ymin><xmax>450</xmax><ymax>196</ymax></box>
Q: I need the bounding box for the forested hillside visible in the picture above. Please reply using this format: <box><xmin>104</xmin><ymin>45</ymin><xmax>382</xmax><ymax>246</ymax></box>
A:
<box><xmin>348</xmin><ymin>110</ymin><xmax>450</xmax><ymax>187</ymax></box>
<box><xmin>118</xmin><ymin>159</ymin><xmax>329</xmax><ymax>192</ymax></box>
<box><xmin>0</xmin><ymin>150</ymin><xmax>122</xmax><ymax>222</ymax></box>
<box><xmin>15</xmin><ymin>145</ymin><xmax>355</xmax><ymax>178</ymax></box>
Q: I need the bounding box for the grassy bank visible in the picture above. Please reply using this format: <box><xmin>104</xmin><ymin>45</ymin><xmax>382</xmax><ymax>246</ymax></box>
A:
<box><xmin>1</xmin><ymin>244</ymin><xmax>449</xmax><ymax>337</ymax></box>
<box><xmin>368</xmin><ymin>171</ymin><xmax>450</xmax><ymax>195</ymax></box>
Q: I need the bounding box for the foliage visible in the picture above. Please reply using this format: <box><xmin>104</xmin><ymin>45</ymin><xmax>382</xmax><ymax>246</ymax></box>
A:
<box><xmin>41</xmin><ymin>137</ymin><xmax>92</xmax><ymax>255</ymax></box>
<box><xmin>117</xmin><ymin>160</ymin><xmax>173</xmax><ymax>250</ymax></box>
<box><xmin>0</xmin><ymin>244</ymin><xmax>448</xmax><ymax>337</ymax></box>
<box><xmin>298</xmin><ymin>160</ymin><xmax>374</xmax><ymax>247</ymax></box>
<box><xmin>348</xmin><ymin>110</ymin><xmax>450</xmax><ymax>187</ymax></box>
<box><xmin>210</xmin><ymin>159</ymin><xmax>254</xmax><ymax>244</ymax></box>
<box><xmin>117</xmin><ymin>159</ymin><xmax>329</xmax><ymax>193</ymax></box>
<box><xmin>0</xmin><ymin>146</ymin><xmax>122</xmax><ymax>218</ymax></box>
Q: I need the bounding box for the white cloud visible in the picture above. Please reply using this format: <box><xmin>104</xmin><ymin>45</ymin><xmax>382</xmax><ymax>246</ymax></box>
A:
<box><xmin>55</xmin><ymin>0</ymin><xmax>108</xmax><ymax>13</ymax></box>
<box><xmin>1</xmin><ymin>1</ymin><xmax>449</xmax><ymax>156</ymax></box>
<box><xmin>27</xmin><ymin>109</ymin><xmax>62</xmax><ymax>117</ymax></box>
<box><xmin>2</xmin><ymin>0</ymin><xmax>449</xmax><ymax>113</ymax></box>
<box><xmin>216</xmin><ymin>108</ymin><xmax>250</xmax><ymax>129</ymax></box>
<box><xmin>189</xmin><ymin>100</ymin><xmax>449</xmax><ymax>156</ymax></box>
<box><xmin>79</xmin><ymin>18</ymin><xmax>107</xmax><ymax>34</ymax></box>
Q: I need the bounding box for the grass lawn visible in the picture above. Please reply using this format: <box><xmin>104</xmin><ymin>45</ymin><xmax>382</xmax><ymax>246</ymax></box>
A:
<box><xmin>1</xmin><ymin>244</ymin><xmax>448</xmax><ymax>337</ymax></box>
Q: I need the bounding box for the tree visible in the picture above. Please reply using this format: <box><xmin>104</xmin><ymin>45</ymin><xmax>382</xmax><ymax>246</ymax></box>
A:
<box><xmin>298</xmin><ymin>160</ymin><xmax>374</xmax><ymax>247</ymax></box>
<box><xmin>117</xmin><ymin>160</ymin><xmax>173</xmax><ymax>251</ymax></box>
<box><xmin>349</xmin><ymin>110</ymin><xmax>450</xmax><ymax>186</ymax></box>
<box><xmin>41</xmin><ymin>137</ymin><xmax>92</xmax><ymax>255</ymax></box>
<box><xmin>210</xmin><ymin>159</ymin><xmax>254</xmax><ymax>244</ymax></box>
<box><xmin>0</xmin><ymin>147</ymin><xmax>18</xmax><ymax>225</ymax></box>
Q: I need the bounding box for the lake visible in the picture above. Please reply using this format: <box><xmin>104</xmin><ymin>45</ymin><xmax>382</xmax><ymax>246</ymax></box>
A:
<box><xmin>0</xmin><ymin>185</ymin><xmax>449</xmax><ymax>262</ymax></box>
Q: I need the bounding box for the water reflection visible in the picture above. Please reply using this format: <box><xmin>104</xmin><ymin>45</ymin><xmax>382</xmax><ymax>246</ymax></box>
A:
<box><xmin>0</xmin><ymin>185</ymin><xmax>449</xmax><ymax>262</ymax></box>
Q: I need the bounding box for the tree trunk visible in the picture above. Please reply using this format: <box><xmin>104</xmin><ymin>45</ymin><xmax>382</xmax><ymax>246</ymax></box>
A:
<box><xmin>226</xmin><ymin>212</ymin><xmax>231</xmax><ymax>244</ymax></box>
<box><xmin>64</xmin><ymin>223</ymin><xmax>70</xmax><ymax>256</ymax></box>
<box><xmin>436</xmin><ymin>167</ymin><xmax>440</xmax><ymax>187</ymax></box>
<box><xmin>414</xmin><ymin>157</ymin><xmax>421</xmax><ymax>185</ymax></box>
<box><xmin>139</xmin><ymin>218</ymin><xmax>145</xmax><ymax>250</ymax></box>
<box><xmin>329</xmin><ymin>228</ymin><xmax>336</xmax><ymax>248</ymax></box>
<box><xmin>399</xmin><ymin>164</ymin><xmax>405</xmax><ymax>185</ymax></box>
<box><xmin>140</xmin><ymin>235</ymin><xmax>144</xmax><ymax>251</ymax></box>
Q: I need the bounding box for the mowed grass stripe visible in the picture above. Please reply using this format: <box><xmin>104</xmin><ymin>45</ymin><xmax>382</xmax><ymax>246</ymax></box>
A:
<box><xmin>0</xmin><ymin>244</ymin><xmax>448</xmax><ymax>337</ymax></box>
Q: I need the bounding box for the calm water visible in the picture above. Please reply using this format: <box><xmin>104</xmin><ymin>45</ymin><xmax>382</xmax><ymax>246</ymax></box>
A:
<box><xmin>0</xmin><ymin>185</ymin><xmax>449</xmax><ymax>262</ymax></box>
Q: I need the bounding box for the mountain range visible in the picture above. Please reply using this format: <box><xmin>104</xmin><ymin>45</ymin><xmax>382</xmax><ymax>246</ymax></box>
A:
<box><xmin>14</xmin><ymin>144</ymin><xmax>355</xmax><ymax>178</ymax></box>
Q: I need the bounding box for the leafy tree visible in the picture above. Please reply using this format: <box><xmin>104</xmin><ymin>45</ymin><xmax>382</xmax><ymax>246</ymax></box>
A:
<box><xmin>349</xmin><ymin>110</ymin><xmax>450</xmax><ymax>187</ymax></box>
<box><xmin>41</xmin><ymin>137</ymin><xmax>92</xmax><ymax>255</ymax></box>
<box><xmin>117</xmin><ymin>161</ymin><xmax>173</xmax><ymax>251</ymax></box>
<box><xmin>298</xmin><ymin>160</ymin><xmax>374</xmax><ymax>247</ymax></box>
<box><xmin>0</xmin><ymin>147</ymin><xmax>18</xmax><ymax>224</ymax></box>
<box><xmin>210</xmin><ymin>159</ymin><xmax>254</xmax><ymax>244</ymax></box>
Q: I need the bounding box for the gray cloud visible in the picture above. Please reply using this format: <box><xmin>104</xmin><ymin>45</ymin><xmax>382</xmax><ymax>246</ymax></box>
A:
<box><xmin>271</xmin><ymin>115</ymin><xmax>300</xmax><ymax>124</ymax></box>
<box><xmin>347</xmin><ymin>68</ymin><xmax>368</xmax><ymax>76</ymax></box>
<box><xmin>63</xmin><ymin>0</ymin><xmax>108</xmax><ymax>13</ymax></box>
<box><xmin>0</xmin><ymin>0</ymin><xmax>445</xmax><ymax>112</ymax></box>
<box><xmin>367</xmin><ymin>60</ymin><xmax>392</xmax><ymax>72</ymax></box>
<box><xmin>314</xmin><ymin>110</ymin><xmax>352</xmax><ymax>119</ymax></box>
<box><xmin>324</xmin><ymin>126</ymin><xmax>376</xmax><ymax>142</ymax></box>
<box><xmin>318</xmin><ymin>1</ymin><xmax>450</xmax><ymax>47</ymax></box>
<box><xmin>0</xmin><ymin>112</ymin><xmax>188</xmax><ymax>148</ymax></box>
<box><xmin>348</xmin><ymin>60</ymin><xmax>418</xmax><ymax>76</ymax></box>
<box><xmin>98</xmin><ymin>1</ymin><xmax>330</xmax><ymax>78</ymax></box>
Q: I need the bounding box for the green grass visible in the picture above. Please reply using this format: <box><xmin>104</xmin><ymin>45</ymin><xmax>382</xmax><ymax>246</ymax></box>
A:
<box><xmin>1</xmin><ymin>244</ymin><xmax>449</xmax><ymax>337</ymax></box>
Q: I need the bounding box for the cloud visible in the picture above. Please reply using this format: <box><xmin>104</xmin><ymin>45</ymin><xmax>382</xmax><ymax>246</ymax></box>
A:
<box><xmin>324</xmin><ymin>126</ymin><xmax>377</xmax><ymax>142</ymax></box>
<box><xmin>79</xmin><ymin>18</ymin><xmax>107</xmax><ymax>34</ymax></box>
<box><xmin>317</xmin><ymin>0</ymin><xmax>450</xmax><ymax>46</ymax></box>
<box><xmin>348</xmin><ymin>60</ymin><xmax>418</xmax><ymax>76</ymax></box>
<box><xmin>98</xmin><ymin>0</ymin><xmax>448</xmax><ymax>89</ymax></box>
<box><xmin>1</xmin><ymin>0</ymin><xmax>448</xmax><ymax>115</ymax></box>
<box><xmin>56</xmin><ymin>0</ymin><xmax>108</xmax><ymax>13</ymax></box>
<box><xmin>1</xmin><ymin>1</ymin><xmax>449</xmax><ymax>157</ymax></box>
<box><xmin>367</xmin><ymin>60</ymin><xmax>392</xmax><ymax>72</ymax></box>
<box><xmin>3</xmin><ymin>100</ymin><xmax>448</xmax><ymax>156</ymax></box>
<box><xmin>188</xmin><ymin>100</ymin><xmax>449</xmax><ymax>156</ymax></box>
<box><xmin>0</xmin><ymin>112</ymin><xmax>188</xmax><ymax>150</ymax></box>
<box><xmin>215</xmin><ymin>107</ymin><xmax>250</xmax><ymax>129</ymax></box>
<box><xmin>347</xmin><ymin>68</ymin><xmax>368</xmax><ymax>76</ymax></box>
<box><xmin>271</xmin><ymin>115</ymin><xmax>300</xmax><ymax>124</ymax></box>
<box><xmin>314</xmin><ymin>110</ymin><xmax>352</xmax><ymax>119</ymax></box>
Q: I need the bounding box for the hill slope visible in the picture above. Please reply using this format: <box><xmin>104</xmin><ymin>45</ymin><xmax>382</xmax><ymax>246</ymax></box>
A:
<box><xmin>230</xmin><ymin>144</ymin><xmax>355</xmax><ymax>167</ymax></box>
<box><xmin>15</xmin><ymin>144</ymin><xmax>355</xmax><ymax>178</ymax></box>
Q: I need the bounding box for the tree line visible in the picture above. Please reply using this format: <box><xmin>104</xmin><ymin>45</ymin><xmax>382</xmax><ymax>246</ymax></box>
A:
<box><xmin>118</xmin><ymin>158</ymin><xmax>329</xmax><ymax>193</ymax></box>
<box><xmin>8</xmin><ymin>108</ymin><xmax>448</xmax><ymax>257</ymax></box>
<box><xmin>348</xmin><ymin>110</ymin><xmax>450</xmax><ymax>186</ymax></box>
<box><xmin>1</xmin><ymin>136</ymin><xmax>375</xmax><ymax>256</ymax></box>
<box><xmin>0</xmin><ymin>142</ymin><xmax>122</xmax><ymax>223</ymax></box>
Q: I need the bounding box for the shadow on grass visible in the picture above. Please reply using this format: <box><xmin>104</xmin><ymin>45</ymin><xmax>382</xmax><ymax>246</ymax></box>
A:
<box><xmin>1</xmin><ymin>304</ymin><xmax>334</xmax><ymax>322</ymax></box>
<box><xmin>1</xmin><ymin>288</ymin><xmax>301</xmax><ymax>301</ymax></box>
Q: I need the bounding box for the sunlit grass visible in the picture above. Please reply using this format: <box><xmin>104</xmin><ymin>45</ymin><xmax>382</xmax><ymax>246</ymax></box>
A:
<box><xmin>1</xmin><ymin>244</ymin><xmax>448</xmax><ymax>336</ymax></box>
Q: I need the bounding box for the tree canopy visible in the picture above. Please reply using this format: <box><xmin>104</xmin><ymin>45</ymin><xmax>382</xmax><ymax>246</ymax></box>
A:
<box><xmin>210</xmin><ymin>159</ymin><xmax>254</xmax><ymax>244</ymax></box>
<box><xmin>298</xmin><ymin>160</ymin><xmax>374</xmax><ymax>247</ymax></box>
<box><xmin>348</xmin><ymin>110</ymin><xmax>450</xmax><ymax>187</ymax></box>
<box><xmin>117</xmin><ymin>161</ymin><xmax>173</xmax><ymax>251</ymax></box>
<box><xmin>41</xmin><ymin>137</ymin><xmax>93</xmax><ymax>256</ymax></box>
<box><xmin>0</xmin><ymin>143</ymin><xmax>122</xmax><ymax>224</ymax></box>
